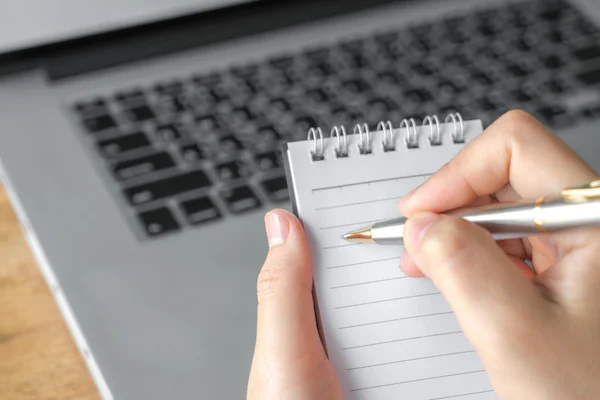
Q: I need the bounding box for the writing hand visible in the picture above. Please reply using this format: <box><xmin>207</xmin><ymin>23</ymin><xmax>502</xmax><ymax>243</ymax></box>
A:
<box><xmin>399</xmin><ymin>110</ymin><xmax>600</xmax><ymax>399</ymax></box>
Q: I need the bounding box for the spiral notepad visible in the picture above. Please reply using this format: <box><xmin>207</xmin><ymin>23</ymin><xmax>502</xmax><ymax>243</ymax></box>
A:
<box><xmin>282</xmin><ymin>114</ymin><xmax>497</xmax><ymax>399</ymax></box>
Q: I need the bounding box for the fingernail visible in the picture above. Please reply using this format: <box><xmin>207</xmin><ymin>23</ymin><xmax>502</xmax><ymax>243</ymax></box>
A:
<box><xmin>265</xmin><ymin>211</ymin><xmax>290</xmax><ymax>248</ymax></box>
<box><xmin>404</xmin><ymin>212</ymin><xmax>441</xmax><ymax>249</ymax></box>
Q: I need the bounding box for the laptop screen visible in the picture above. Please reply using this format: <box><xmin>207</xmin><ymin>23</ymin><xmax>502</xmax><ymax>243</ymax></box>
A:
<box><xmin>0</xmin><ymin>0</ymin><xmax>256</xmax><ymax>54</ymax></box>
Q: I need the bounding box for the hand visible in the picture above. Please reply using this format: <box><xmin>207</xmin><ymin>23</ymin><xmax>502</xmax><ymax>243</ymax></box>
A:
<box><xmin>399</xmin><ymin>110</ymin><xmax>600</xmax><ymax>399</ymax></box>
<box><xmin>247</xmin><ymin>209</ymin><xmax>343</xmax><ymax>400</ymax></box>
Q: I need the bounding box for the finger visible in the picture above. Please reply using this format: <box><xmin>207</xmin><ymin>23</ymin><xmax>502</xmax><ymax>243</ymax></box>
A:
<box><xmin>402</xmin><ymin>212</ymin><xmax>547</xmax><ymax>357</ymax></box>
<box><xmin>536</xmin><ymin>226</ymin><xmax>600</xmax><ymax>314</ymax></box>
<box><xmin>249</xmin><ymin>210</ymin><xmax>326</xmax><ymax>392</ymax></box>
<box><xmin>399</xmin><ymin>110</ymin><xmax>598</xmax><ymax>215</ymax></box>
<box><xmin>401</xmin><ymin>241</ymin><xmax>535</xmax><ymax>279</ymax></box>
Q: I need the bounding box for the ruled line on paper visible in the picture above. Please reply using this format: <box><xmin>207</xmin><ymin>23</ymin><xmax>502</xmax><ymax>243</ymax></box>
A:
<box><xmin>347</xmin><ymin>350</ymin><xmax>476</xmax><ymax>371</ymax></box>
<box><xmin>323</xmin><ymin>243</ymin><xmax>361</xmax><ymax>250</ymax></box>
<box><xmin>343</xmin><ymin>331</ymin><xmax>463</xmax><ymax>350</ymax></box>
<box><xmin>327</xmin><ymin>257</ymin><xmax>400</xmax><ymax>269</ymax></box>
<box><xmin>350</xmin><ymin>370</ymin><xmax>486</xmax><ymax>392</ymax></box>
<box><xmin>331</xmin><ymin>276</ymin><xmax>409</xmax><ymax>289</ymax></box>
<box><xmin>320</xmin><ymin>219</ymin><xmax>385</xmax><ymax>230</ymax></box>
<box><xmin>339</xmin><ymin>311</ymin><xmax>453</xmax><ymax>329</ymax></box>
<box><xmin>335</xmin><ymin>292</ymin><xmax>441</xmax><ymax>309</ymax></box>
<box><xmin>428</xmin><ymin>390</ymin><xmax>495</xmax><ymax>400</ymax></box>
<box><xmin>312</xmin><ymin>173</ymin><xmax>431</xmax><ymax>193</ymax></box>
<box><xmin>315</xmin><ymin>196</ymin><xmax>400</xmax><ymax>211</ymax></box>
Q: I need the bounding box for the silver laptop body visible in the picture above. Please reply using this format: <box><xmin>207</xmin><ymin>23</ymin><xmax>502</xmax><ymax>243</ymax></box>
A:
<box><xmin>1</xmin><ymin>0</ymin><xmax>600</xmax><ymax>398</ymax></box>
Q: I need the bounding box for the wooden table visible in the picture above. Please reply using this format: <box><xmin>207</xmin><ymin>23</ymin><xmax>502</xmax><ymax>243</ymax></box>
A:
<box><xmin>0</xmin><ymin>186</ymin><xmax>100</xmax><ymax>399</ymax></box>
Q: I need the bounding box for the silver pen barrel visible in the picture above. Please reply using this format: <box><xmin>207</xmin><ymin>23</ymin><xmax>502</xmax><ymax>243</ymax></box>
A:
<box><xmin>370</xmin><ymin>198</ymin><xmax>600</xmax><ymax>245</ymax></box>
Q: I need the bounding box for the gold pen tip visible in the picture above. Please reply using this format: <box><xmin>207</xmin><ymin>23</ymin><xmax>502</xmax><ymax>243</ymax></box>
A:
<box><xmin>342</xmin><ymin>227</ymin><xmax>373</xmax><ymax>243</ymax></box>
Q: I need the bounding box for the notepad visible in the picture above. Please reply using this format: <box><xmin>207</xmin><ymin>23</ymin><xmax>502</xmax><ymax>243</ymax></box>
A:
<box><xmin>282</xmin><ymin>114</ymin><xmax>497</xmax><ymax>399</ymax></box>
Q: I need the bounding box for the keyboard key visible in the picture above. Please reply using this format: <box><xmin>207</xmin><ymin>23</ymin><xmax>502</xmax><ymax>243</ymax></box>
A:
<box><xmin>137</xmin><ymin>207</ymin><xmax>180</xmax><ymax>237</ymax></box>
<box><xmin>215</xmin><ymin>160</ymin><xmax>252</xmax><ymax>182</ymax></box>
<box><xmin>113</xmin><ymin>152</ymin><xmax>176</xmax><ymax>181</ymax></box>
<box><xmin>219</xmin><ymin>185</ymin><xmax>262</xmax><ymax>214</ymax></box>
<box><xmin>180</xmin><ymin>143</ymin><xmax>208</xmax><ymax>162</ymax></box>
<box><xmin>74</xmin><ymin>98</ymin><xmax>108</xmax><ymax>115</ymax></box>
<box><xmin>342</xmin><ymin>78</ymin><xmax>371</xmax><ymax>94</ymax></box>
<box><xmin>478</xmin><ymin>22</ymin><xmax>499</xmax><ymax>38</ymax></box>
<box><xmin>539</xmin><ymin>54</ymin><xmax>565</xmax><ymax>69</ymax></box>
<box><xmin>260</xmin><ymin>176</ymin><xmax>289</xmax><ymax>203</ymax></box>
<box><xmin>573</xmin><ymin>45</ymin><xmax>600</xmax><ymax>62</ymax></box>
<box><xmin>98</xmin><ymin>132</ymin><xmax>152</xmax><ymax>157</ymax></box>
<box><xmin>536</xmin><ymin>105</ymin><xmax>571</xmax><ymax>127</ymax></box>
<box><xmin>154</xmin><ymin>80</ymin><xmax>184</xmax><ymax>94</ymax></box>
<box><xmin>345</xmin><ymin>54</ymin><xmax>370</xmax><ymax>70</ymax></box>
<box><xmin>404</xmin><ymin>88</ymin><xmax>432</xmax><ymax>104</ymax></box>
<box><xmin>123</xmin><ymin>105</ymin><xmax>156</xmax><ymax>123</ymax></box>
<box><xmin>540</xmin><ymin>6</ymin><xmax>566</xmax><ymax>21</ymax></box>
<box><xmin>124</xmin><ymin>170</ymin><xmax>212</xmax><ymax>205</ymax></box>
<box><xmin>192</xmin><ymin>73</ymin><xmax>221</xmax><ymax>87</ymax></box>
<box><xmin>195</xmin><ymin>114</ymin><xmax>220</xmax><ymax>132</ymax></box>
<box><xmin>580</xmin><ymin>103</ymin><xmax>600</xmax><ymax>119</ymax></box>
<box><xmin>231</xmin><ymin>106</ymin><xmax>257</xmax><ymax>123</ymax></box>
<box><xmin>376</xmin><ymin>69</ymin><xmax>405</xmax><ymax>85</ymax></box>
<box><xmin>156</xmin><ymin>93</ymin><xmax>191</xmax><ymax>114</ymax></box>
<box><xmin>268</xmin><ymin>54</ymin><xmax>295</xmax><ymax>70</ymax></box>
<box><xmin>82</xmin><ymin>114</ymin><xmax>118</xmax><ymax>133</ymax></box>
<box><xmin>367</xmin><ymin>97</ymin><xmax>397</xmax><ymax>113</ymax></box>
<box><xmin>219</xmin><ymin>136</ymin><xmax>244</xmax><ymax>155</ymax></box>
<box><xmin>438</xmin><ymin>80</ymin><xmax>464</xmax><ymax>95</ymax></box>
<box><xmin>441</xmin><ymin>51</ymin><xmax>471</xmax><ymax>67</ymax></box>
<box><xmin>410</xmin><ymin>62</ymin><xmax>437</xmax><ymax>77</ymax></box>
<box><xmin>307</xmin><ymin>61</ymin><xmax>337</xmax><ymax>78</ymax></box>
<box><xmin>475</xmin><ymin>97</ymin><xmax>499</xmax><ymax>112</ymax></box>
<box><xmin>505</xmin><ymin>88</ymin><xmax>535</xmax><ymax>103</ymax></box>
<box><xmin>156</xmin><ymin>123</ymin><xmax>183</xmax><ymax>141</ymax></box>
<box><xmin>255</xmin><ymin>151</ymin><xmax>282</xmax><ymax>171</ymax></box>
<box><xmin>294</xmin><ymin>116</ymin><xmax>320</xmax><ymax>135</ymax></box>
<box><xmin>269</xmin><ymin>98</ymin><xmax>292</xmax><ymax>113</ymax></box>
<box><xmin>255</xmin><ymin>126</ymin><xmax>282</xmax><ymax>150</ymax></box>
<box><xmin>304</xmin><ymin>47</ymin><xmax>330</xmax><ymax>61</ymax></box>
<box><xmin>505</xmin><ymin>63</ymin><xmax>530</xmax><ymax>78</ymax></box>
<box><xmin>577</xmin><ymin>68</ymin><xmax>600</xmax><ymax>85</ymax></box>
<box><xmin>374</xmin><ymin>31</ymin><xmax>399</xmax><ymax>44</ymax></box>
<box><xmin>339</xmin><ymin>38</ymin><xmax>365</xmax><ymax>55</ymax></box>
<box><xmin>115</xmin><ymin>89</ymin><xmax>146</xmax><ymax>103</ymax></box>
<box><xmin>180</xmin><ymin>196</ymin><xmax>222</xmax><ymax>225</ymax></box>
<box><xmin>546</xmin><ymin>30</ymin><xmax>566</xmax><ymax>44</ymax></box>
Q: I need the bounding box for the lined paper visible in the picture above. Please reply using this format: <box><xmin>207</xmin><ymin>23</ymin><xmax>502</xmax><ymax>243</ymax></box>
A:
<box><xmin>285</xmin><ymin>120</ymin><xmax>498</xmax><ymax>399</ymax></box>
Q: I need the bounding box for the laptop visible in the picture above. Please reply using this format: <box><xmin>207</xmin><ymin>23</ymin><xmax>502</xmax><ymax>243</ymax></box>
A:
<box><xmin>1</xmin><ymin>0</ymin><xmax>600</xmax><ymax>398</ymax></box>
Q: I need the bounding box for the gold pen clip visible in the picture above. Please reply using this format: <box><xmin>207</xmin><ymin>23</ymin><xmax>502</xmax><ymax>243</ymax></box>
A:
<box><xmin>561</xmin><ymin>180</ymin><xmax>600</xmax><ymax>202</ymax></box>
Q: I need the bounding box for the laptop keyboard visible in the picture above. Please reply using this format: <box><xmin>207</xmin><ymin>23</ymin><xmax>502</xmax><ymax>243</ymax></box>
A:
<box><xmin>71</xmin><ymin>0</ymin><xmax>600</xmax><ymax>238</ymax></box>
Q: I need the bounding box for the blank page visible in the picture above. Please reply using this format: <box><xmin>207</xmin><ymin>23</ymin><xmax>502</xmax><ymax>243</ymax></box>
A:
<box><xmin>283</xmin><ymin>119</ymin><xmax>498</xmax><ymax>399</ymax></box>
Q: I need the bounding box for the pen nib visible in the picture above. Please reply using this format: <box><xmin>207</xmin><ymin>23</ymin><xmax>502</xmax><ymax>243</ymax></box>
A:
<box><xmin>342</xmin><ymin>226</ymin><xmax>373</xmax><ymax>243</ymax></box>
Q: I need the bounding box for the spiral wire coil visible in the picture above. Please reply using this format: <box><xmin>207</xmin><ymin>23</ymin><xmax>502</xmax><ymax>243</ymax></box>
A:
<box><xmin>307</xmin><ymin>112</ymin><xmax>465</xmax><ymax>161</ymax></box>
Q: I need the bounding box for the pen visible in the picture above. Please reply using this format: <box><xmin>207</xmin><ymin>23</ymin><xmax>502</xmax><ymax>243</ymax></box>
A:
<box><xmin>343</xmin><ymin>180</ymin><xmax>600</xmax><ymax>245</ymax></box>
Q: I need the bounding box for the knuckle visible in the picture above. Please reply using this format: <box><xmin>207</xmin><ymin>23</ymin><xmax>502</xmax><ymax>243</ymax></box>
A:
<box><xmin>256</xmin><ymin>252</ymin><xmax>288</xmax><ymax>302</ymax></box>
<box><xmin>420</xmin><ymin>217</ymin><xmax>476</xmax><ymax>262</ymax></box>
<box><xmin>497</xmin><ymin>110</ymin><xmax>547</xmax><ymax>143</ymax></box>
<box><xmin>497</xmin><ymin>109</ymin><xmax>538</xmax><ymax>130</ymax></box>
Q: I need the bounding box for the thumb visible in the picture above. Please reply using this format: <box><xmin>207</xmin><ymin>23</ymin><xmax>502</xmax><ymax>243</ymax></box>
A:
<box><xmin>249</xmin><ymin>209</ymin><xmax>326</xmax><ymax>391</ymax></box>
<box><xmin>402</xmin><ymin>212</ymin><xmax>546</xmax><ymax>355</ymax></box>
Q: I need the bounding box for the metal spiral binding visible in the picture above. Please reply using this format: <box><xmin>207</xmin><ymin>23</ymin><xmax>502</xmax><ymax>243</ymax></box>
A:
<box><xmin>330</xmin><ymin>126</ymin><xmax>348</xmax><ymax>158</ymax></box>
<box><xmin>307</xmin><ymin>127</ymin><xmax>325</xmax><ymax>161</ymax></box>
<box><xmin>306</xmin><ymin>112</ymin><xmax>464</xmax><ymax>161</ymax></box>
